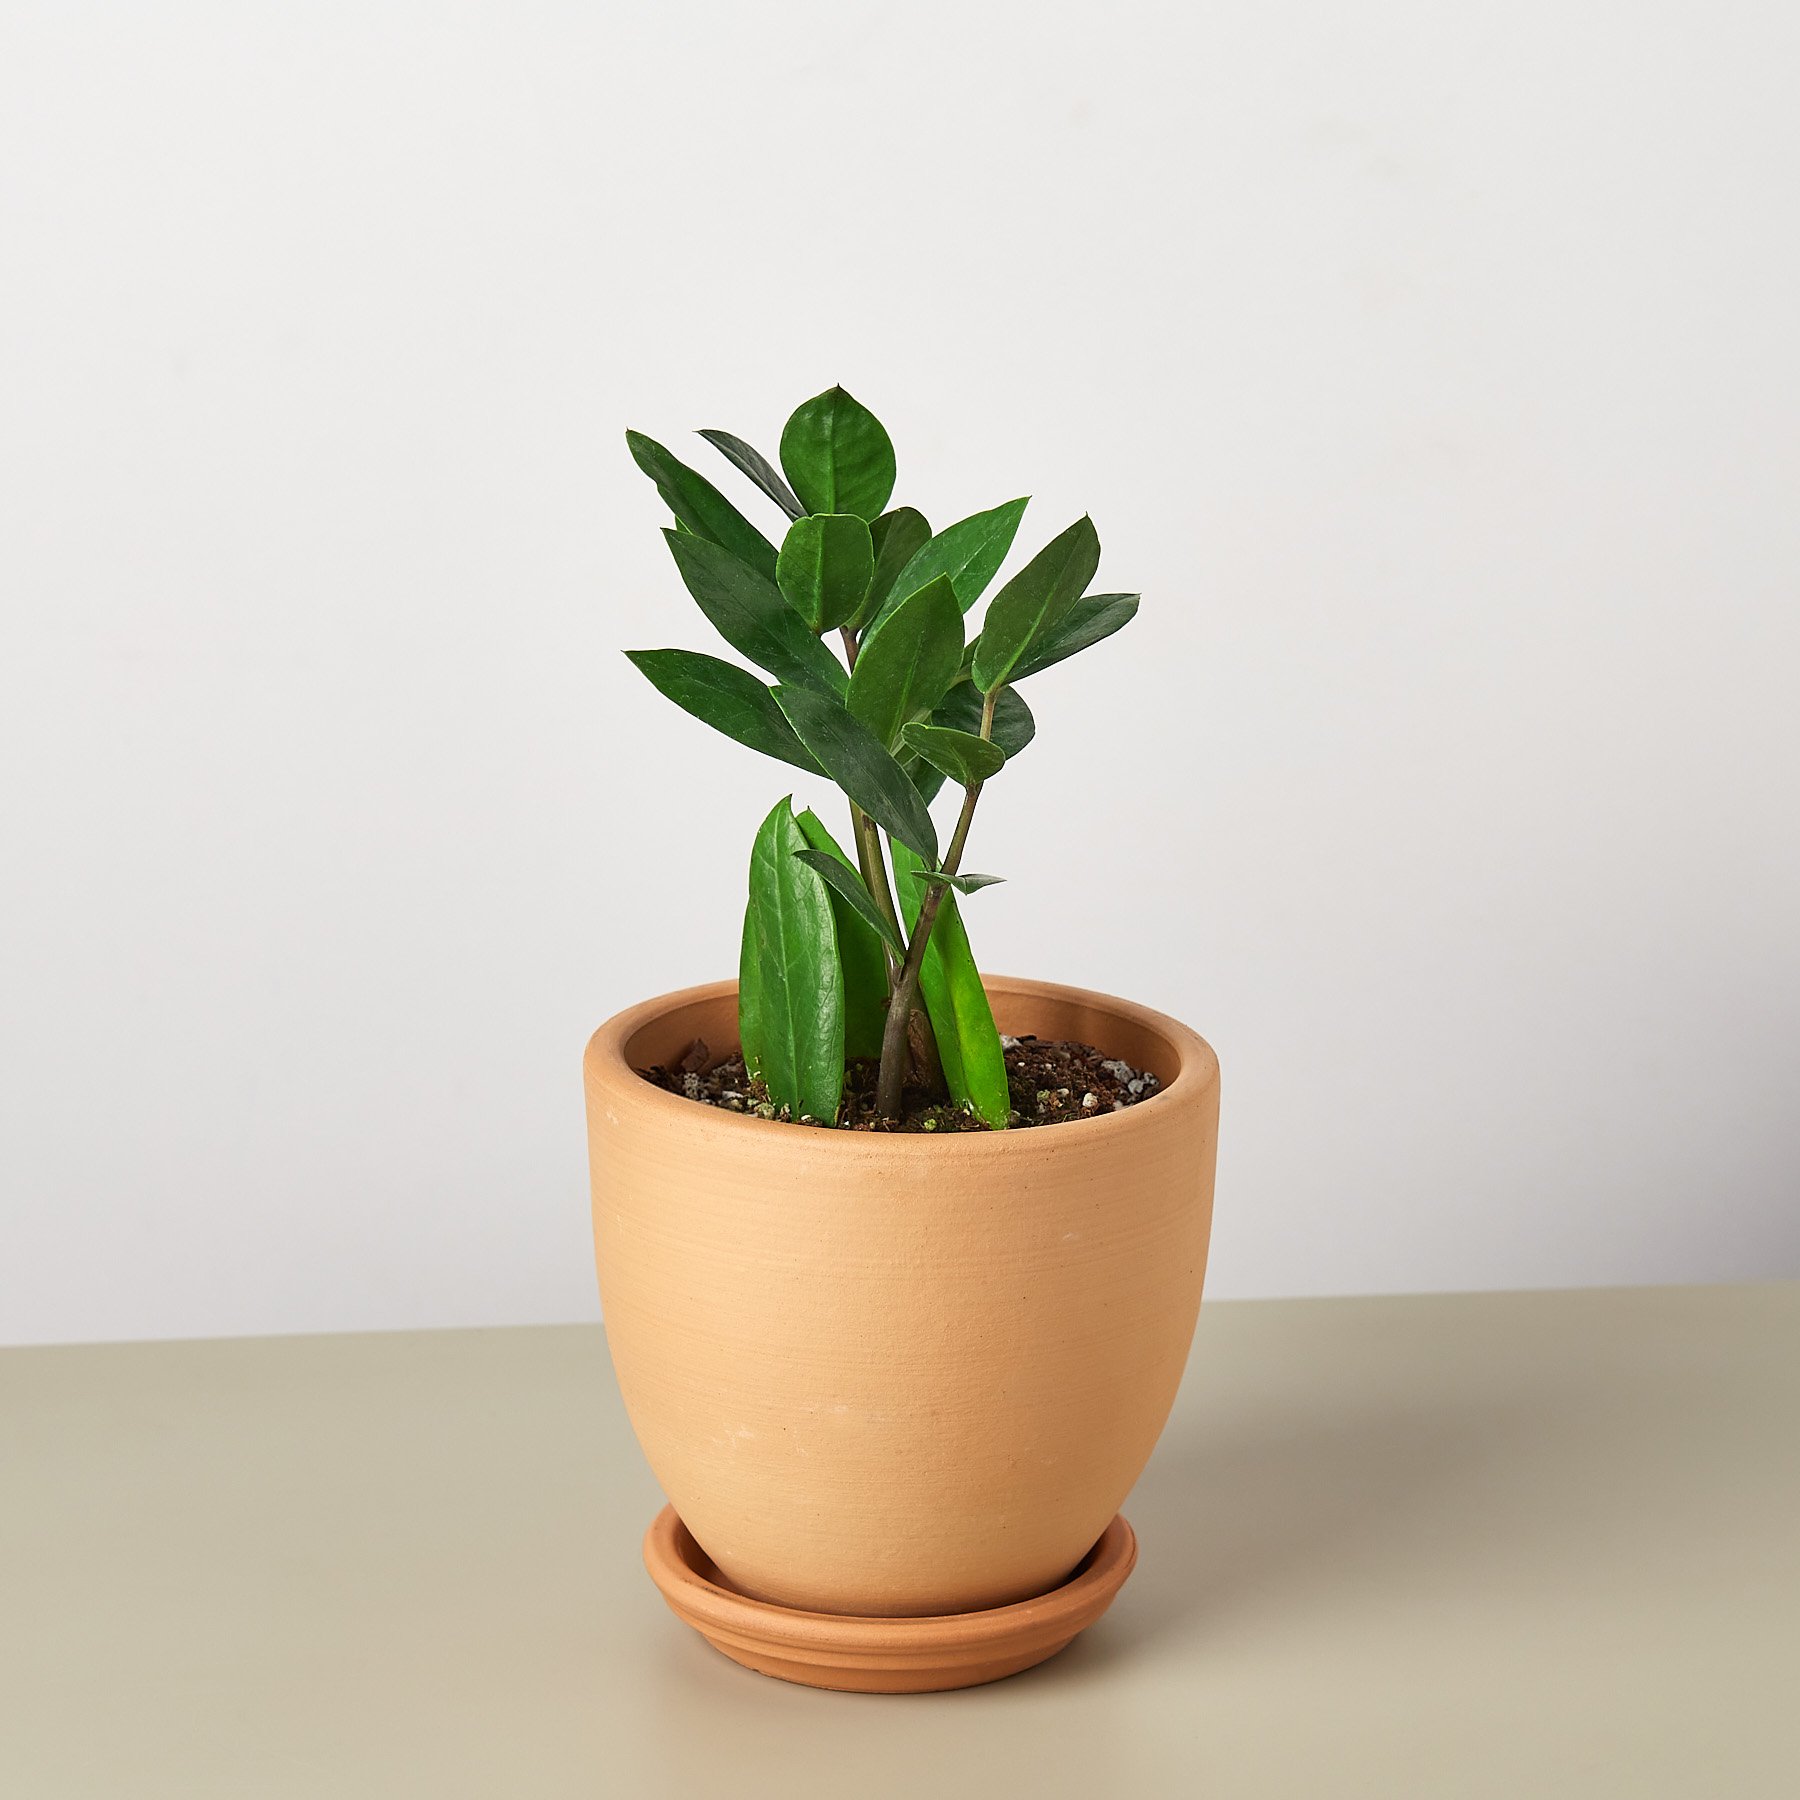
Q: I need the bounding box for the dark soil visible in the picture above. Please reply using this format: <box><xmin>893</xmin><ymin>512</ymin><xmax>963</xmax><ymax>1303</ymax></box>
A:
<box><xmin>637</xmin><ymin>1035</ymin><xmax>1162</xmax><ymax>1132</ymax></box>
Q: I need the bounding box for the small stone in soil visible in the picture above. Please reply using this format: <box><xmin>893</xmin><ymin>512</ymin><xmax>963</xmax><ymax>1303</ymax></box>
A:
<box><xmin>637</xmin><ymin>1035</ymin><xmax>1162</xmax><ymax>1133</ymax></box>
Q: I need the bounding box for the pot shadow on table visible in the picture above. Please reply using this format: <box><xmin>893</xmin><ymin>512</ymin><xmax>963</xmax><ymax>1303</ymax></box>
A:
<box><xmin>1028</xmin><ymin>1354</ymin><xmax>1603</xmax><ymax>1687</ymax></box>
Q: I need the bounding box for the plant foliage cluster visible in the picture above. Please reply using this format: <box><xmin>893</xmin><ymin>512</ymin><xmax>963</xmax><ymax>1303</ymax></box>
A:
<box><xmin>626</xmin><ymin>387</ymin><xmax>1138</xmax><ymax>1124</ymax></box>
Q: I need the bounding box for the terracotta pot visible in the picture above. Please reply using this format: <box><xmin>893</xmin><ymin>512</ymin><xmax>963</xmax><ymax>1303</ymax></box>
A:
<box><xmin>583</xmin><ymin>975</ymin><xmax>1219</xmax><ymax>1619</ymax></box>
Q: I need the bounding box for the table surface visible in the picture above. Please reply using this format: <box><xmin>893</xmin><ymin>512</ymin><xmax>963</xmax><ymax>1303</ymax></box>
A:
<box><xmin>4</xmin><ymin>1285</ymin><xmax>1796</xmax><ymax>1799</ymax></box>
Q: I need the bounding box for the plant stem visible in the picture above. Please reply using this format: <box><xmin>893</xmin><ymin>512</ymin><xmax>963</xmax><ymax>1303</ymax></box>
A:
<box><xmin>832</xmin><ymin>623</ymin><xmax>905</xmax><ymax>973</ymax></box>
<box><xmin>873</xmin><ymin>687</ymin><xmax>1002</xmax><ymax>1120</ymax></box>
<box><xmin>875</xmin><ymin>779</ymin><xmax>984</xmax><ymax>1119</ymax></box>
<box><xmin>851</xmin><ymin>803</ymin><xmax>906</xmax><ymax>975</ymax></box>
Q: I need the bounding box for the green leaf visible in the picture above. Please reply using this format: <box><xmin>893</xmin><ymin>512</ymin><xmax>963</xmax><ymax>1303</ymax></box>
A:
<box><xmin>779</xmin><ymin>386</ymin><xmax>896</xmax><ymax>520</ymax></box>
<box><xmin>773</xmin><ymin>686</ymin><xmax>939</xmax><ymax>864</ymax></box>
<box><xmin>856</xmin><ymin>506</ymin><xmax>932</xmax><ymax>630</ymax></box>
<box><xmin>737</xmin><ymin>901</ymin><xmax>765</xmax><ymax>1077</ymax></box>
<box><xmin>900</xmin><ymin>721</ymin><xmax>1005</xmax><ymax>786</ymax></box>
<box><xmin>908</xmin><ymin>868</ymin><xmax>1006</xmax><ymax>895</ymax></box>
<box><xmin>794</xmin><ymin>813</ymin><xmax>892</xmax><ymax>1060</ymax></box>
<box><xmin>746</xmin><ymin>797</ymin><xmax>844</xmax><ymax>1121</ymax></box>
<box><xmin>776</xmin><ymin>513</ymin><xmax>875</xmax><ymax>633</ymax></box>
<box><xmin>664</xmin><ymin>529</ymin><xmax>847</xmax><ymax>696</ymax></box>
<box><xmin>625</xmin><ymin>649</ymin><xmax>824</xmax><ymax>775</ymax></box>
<box><xmin>793</xmin><ymin>847</ymin><xmax>906</xmax><ymax>961</ymax></box>
<box><xmin>627</xmin><ymin>431</ymin><xmax>779</xmax><ymax>580</ymax></box>
<box><xmin>1010</xmin><ymin>593</ymin><xmax>1139</xmax><ymax>680</ymax></box>
<box><xmin>971</xmin><ymin>516</ymin><xmax>1101</xmax><ymax>693</ymax></box>
<box><xmin>909</xmin><ymin>683</ymin><xmax>1036</xmax><ymax>803</ymax></box>
<box><xmin>697</xmin><ymin>429</ymin><xmax>803</xmax><ymax>521</ymax></box>
<box><xmin>870</xmin><ymin>497</ymin><xmax>1029</xmax><ymax>629</ymax></box>
<box><xmin>846</xmin><ymin>576</ymin><xmax>964</xmax><ymax>749</ymax></box>
<box><xmin>889</xmin><ymin>840</ymin><xmax>1011</xmax><ymax>1126</ymax></box>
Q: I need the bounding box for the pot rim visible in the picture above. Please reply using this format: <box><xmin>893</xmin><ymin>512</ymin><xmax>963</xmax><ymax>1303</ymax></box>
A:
<box><xmin>585</xmin><ymin>972</ymin><xmax>1218</xmax><ymax>1156</ymax></box>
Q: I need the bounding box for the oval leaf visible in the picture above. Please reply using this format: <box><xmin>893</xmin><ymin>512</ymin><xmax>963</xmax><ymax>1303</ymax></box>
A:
<box><xmin>900</xmin><ymin>721</ymin><xmax>1005</xmax><ymax>786</ymax></box>
<box><xmin>747</xmin><ymin>797</ymin><xmax>844</xmax><ymax>1121</ymax></box>
<box><xmin>871</xmin><ymin>496</ymin><xmax>1029</xmax><ymax>629</ymax></box>
<box><xmin>846</xmin><ymin>575</ymin><xmax>964</xmax><ymax>749</ymax></box>
<box><xmin>737</xmin><ymin>900</ymin><xmax>765</xmax><ymax>1076</ymax></box>
<box><xmin>794</xmin><ymin>812</ymin><xmax>892</xmax><ymax>1059</ymax></box>
<box><xmin>627</xmin><ymin>431</ymin><xmax>779</xmax><ymax>580</ymax></box>
<box><xmin>776</xmin><ymin>513</ymin><xmax>875</xmax><ymax>633</ymax></box>
<box><xmin>664</xmin><ymin>529</ymin><xmax>847</xmax><ymax>696</ymax></box>
<box><xmin>793</xmin><ymin>847</ymin><xmax>906</xmax><ymax>961</ymax></box>
<box><xmin>908</xmin><ymin>868</ymin><xmax>1006</xmax><ymax>895</ymax></box>
<box><xmin>856</xmin><ymin>506</ymin><xmax>932</xmax><ymax>630</ymax></box>
<box><xmin>1009</xmin><ymin>593</ymin><xmax>1139</xmax><ymax>681</ymax></box>
<box><xmin>909</xmin><ymin>683</ymin><xmax>1035</xmax><ymax>803</ymax></box>
<box><xmin>971</xmin><ymin>516</ymin><xmax>1101</xmax><ymax>693</ymax></box>
<box><xmin>889</xmin><ymin>840</ymin><xmax>1011</xmax><ymax>1126</ymax></box>
<box><xmin>698</xmin><ymin>429</ymin><xmax>803</xmax><ymax>520</ymax></box>
<box><xmin>773</xmin><ymin>686</ymin><xmax>939</xmax><ymax>864</ymax></box>
<box><xmin>626</xmin><ymin>649</ymin><xmax>824</xmax><ymax>775</ymax></box>
<box><xmin>778</xmin><ymin>386</ymin><xmax>896</xmax><ymax>520</ymax></box>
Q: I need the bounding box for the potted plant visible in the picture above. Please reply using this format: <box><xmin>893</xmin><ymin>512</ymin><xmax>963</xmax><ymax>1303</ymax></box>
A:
<box><xmin>584</xmin><ymin>387</ymin><xmax>1220</xmax><ymax>1691</ymax></box>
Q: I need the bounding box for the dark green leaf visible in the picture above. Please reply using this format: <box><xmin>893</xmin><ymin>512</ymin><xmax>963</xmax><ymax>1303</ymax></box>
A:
<box><xmin>793</xmin><ymin>847</ymin><xmax>906</xmax><ymax>961</ymax></box>
<box><xmin>664</xmin><ymin>529</ymin><xmax>847</xmax><ymax>696</ymax></box>
<box><xmin>737</xmin><ymin>901</ymin><xmax>764</xmax><ymax>1077</ymax></box>
<box><xmin>909</xmin><ymin>683</ymin><xmax>1036</xmax><ymax>802</ymax></box>
<box><xmin>773</xmin><ymin>686</ymin><xmax>939</xmax><ymax>864</ymax></box>
<box><xmin>900</xmin><ymin>721</ymin><xmax>1005</xmax><ymax>786</ymax></box>
<box><xmin>625</xmin><ymin>649</ymin><xmax>824</xmax><ymax>775</ymax></box>
<box><xmin>778</xmin><ymin>386</ymin><xmax>896</xmax><ymax>520</ymax></box>
<box><xmin>908</xmin><ymin>868</ymin><xmax>1006</xmax><ymax>895</ymax></box>
<box><xmin>627</xmin><ymin>431</ymin><xmax>779</xmax><ymax>580</ymax></box>
<box><xmin>776</xmin><ymin>513</ymin><xmax>874</xmax><ymax>633</ymax></box>
<box><xmin>697</xmin><ymin>429</ymin><xmax>803</xmax><ymax>521</ymax></box>
<box><xmin>889</xmin><ymin>841</ymin><xmax>1011</xmax><ymax>1126</ymax></box>
<box><xmin>746</xmin><ymin>797</ymin><xmax>844</xmax><ymax>1121</ymax></box>
<box><xmin>794</xmin><ymin>812</ymin><xmax>891</xmax><ymax>1059</ymax></box>
<box><xmin>871</xmin><ymin>497</ymin><xmax>1029</xmax><ymax>629</ymax></box>
<box><xmin>971</xmin><ymin>516</ymin><xmax>1101</xmax><ymax>693</ymax></box>
<box><xmin>1009</xmin><ymin>593</ymin><xmax>1140</xmax><ymax>680</ymax></box>
<box><xmin>846</xmin><ymin>576</ymin><xmax>964</xmax><ymax>749</ymax></box>
<box><xmin>856</xmin><ymin>506</ymin><xmax>932</xmax><ymax>630</ymax></box>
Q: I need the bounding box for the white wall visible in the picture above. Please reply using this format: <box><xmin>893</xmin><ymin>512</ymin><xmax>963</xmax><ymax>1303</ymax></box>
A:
<box><xmin>4</xmin><ymin>1</ymin><xmax>1797</xmax><ymax>1346</ymax></box>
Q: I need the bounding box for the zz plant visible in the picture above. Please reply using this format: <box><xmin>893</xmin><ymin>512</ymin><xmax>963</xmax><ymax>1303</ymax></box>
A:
<box><xmin>625</xmin><ymin>386</ymin><xmax>1139</xmax><ymax>1126</ymax></box>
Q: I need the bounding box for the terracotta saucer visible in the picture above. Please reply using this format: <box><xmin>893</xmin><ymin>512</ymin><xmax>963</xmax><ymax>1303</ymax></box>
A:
<box><xmin>641</xmin><ymin>1507</ymin><xmax>1137</xmax><ymax>1693</ymax></box>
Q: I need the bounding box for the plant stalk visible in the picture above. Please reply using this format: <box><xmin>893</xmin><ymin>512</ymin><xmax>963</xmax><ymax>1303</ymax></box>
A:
<box><xmin>875</xmin><ymin>777</ymin><xmax>984</xmax><ymax>1119</ymax></box>
<box><xmin>872</xmin><ymin>687</ymin><xmax>1001</xmax><ymax>1119</ymax></box>
<box><xmin>833</xmin><ymin>623</ymin><xmax>907</xmax><ymax>975</ymax></box>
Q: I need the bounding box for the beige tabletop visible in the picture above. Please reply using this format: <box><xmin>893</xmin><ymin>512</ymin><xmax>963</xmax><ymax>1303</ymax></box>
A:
<box><xmin>3</xmin><ymin>1284</ymin><xmax>1796</xmax><ymax>1799</ymax></box>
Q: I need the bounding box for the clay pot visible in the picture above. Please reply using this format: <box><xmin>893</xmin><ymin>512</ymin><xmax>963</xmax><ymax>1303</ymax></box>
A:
<box><xmin>583</xmin><ymin>975</ymin><xmax>1219</xmax><ymax>1619</ymax></box>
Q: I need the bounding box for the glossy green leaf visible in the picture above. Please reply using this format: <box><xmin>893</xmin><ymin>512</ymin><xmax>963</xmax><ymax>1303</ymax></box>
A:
<box><xmin>1010</xmin><ymin>593</ymin><xmax>1140</xmax><ymax>680</ymax></box>
<box><xmin>971</xmin><ymin>516</ymin><xmax>1101</xmax><ymax>693</ymax></box>
<box><xmin>793</xmin><ymin>847</ymin><xmax>906</xmax><ymax>961</ymax></box>
<box><xmin>698</xmin><ymin>429</ymin><xmax>803</xmax><ymax>521</ymax></box>
<box><xmin>625</xmin><ymin>649</ymin><xmax>824</xmax><ymax>775</ymax></box>
<box><xmin>773</xmin><ymin>686</ymin><xmax>939</xmax><ymax>864</ymax></box>
<box><xmin>846</xmin><ymin>576</ymin><xmax>964</xmax><ymax>749</ymax></box>
<box><xmin>746</xmin><ymin>797</ymin><xmax>844</xmax><ymax>1121</ymax></box>
<box><xmin>664</xmin><ymin>529</ymin><xmax>847</xmax><ymax>696</ymax></box>
<box><xmin>626</xmin><ymin>431</ymin><xmax>779</xmax><ymax>580</ymax></box>
<box><xmin>889</xmin><ymin>840</ymin><xmax>1011</xmax><ymax>1126</ymax></box>
<box><xmin>908</xmin><ymin>868</ymin><xmax>1006</xmax><ymax>895</ymax></box>
<box><xmin>870</xmin><ymin>497</ymin><xmax>1028</xmax><ymax>629</ymax></box>
<box><xmin>900</xmin><ymin>722</ymin><xmax>1005</xmax><ymax>786</ymax></box>
<box><xmin>779</xmin><ymin>386</ymin><xmax>896</xmax><ymax>520</ymax></box>
<box><xmin>908</xmin><ymin>683</ymin><xmax>1036</xmax><ymax>803</ymax></box>
<box><xmin>737</xmin><ymin>900</ymin><xmax>765</xmax><ymax>1077</ymax></box>
<box><xmin>856</xmin><ymin>507</ymin><xmax>932</xmax><ymax>630</ymax></box>
<box><xmin>776</xmin><ymin>513</ymin><xmax>874</xmax><ymax>633</ymax></box>
<box><xmin>794</xmin><ymin>815</ymin><xmax>892</xmax><ymax>1060</ymax></box>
